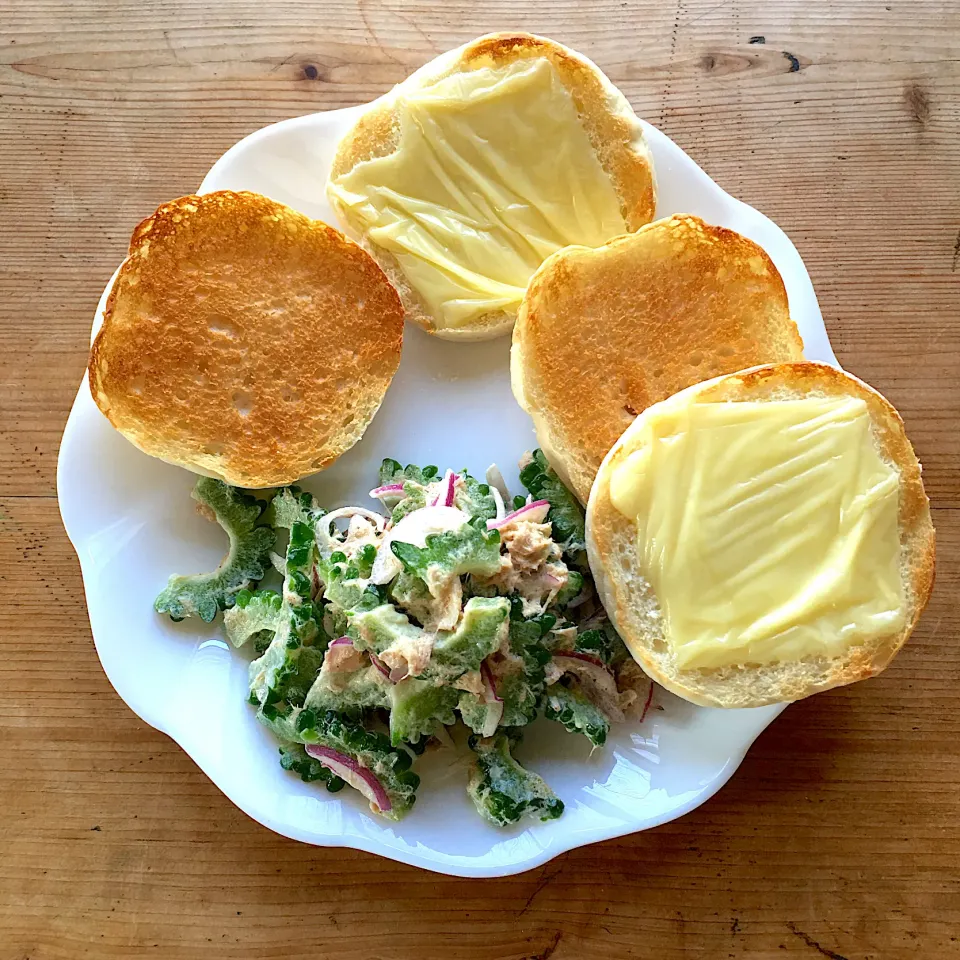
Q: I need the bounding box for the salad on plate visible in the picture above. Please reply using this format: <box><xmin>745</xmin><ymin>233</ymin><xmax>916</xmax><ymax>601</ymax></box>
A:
<box><xmin>155</xmin><ymin>452</ymin><xmax>653</xmax><ymax>825</ymax></box>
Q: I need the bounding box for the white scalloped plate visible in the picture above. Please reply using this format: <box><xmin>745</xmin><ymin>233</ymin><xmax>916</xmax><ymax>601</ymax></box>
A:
<box><xmin>58</xmin><ymin>101</ymin><xmax>837</xmax><ymax>877</ymax></box>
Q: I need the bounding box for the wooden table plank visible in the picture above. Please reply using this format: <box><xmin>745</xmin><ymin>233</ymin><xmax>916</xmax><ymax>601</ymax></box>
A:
<box><xmin>1</xmin><ymin>497</ymin><xmax>957</xmax><ymax>957</ymax></box>
<box><xmin>1</xmin><ymin>2</ymin><xmax>958</xmax><ymax>957</ymax></box>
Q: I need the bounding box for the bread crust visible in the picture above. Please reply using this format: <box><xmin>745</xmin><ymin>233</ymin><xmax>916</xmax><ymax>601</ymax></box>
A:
<box><xmin>512</xmin><ymin>214</ymin><xmax>806</xmax><ymax>502</ymax></box>
<box><xmin>327</xmin><ymin>32</ymin><xmax>657</xmax><ymax>341</ymax></box>
<box><xmin>586</xmin><ymin>361</ymin><xmax>936</xmax><ymax>708</ymax></box>
<box><xmin>89</xmin><ymin>191</ymin><xmax>404</xmax><ymax>488</ymax></box>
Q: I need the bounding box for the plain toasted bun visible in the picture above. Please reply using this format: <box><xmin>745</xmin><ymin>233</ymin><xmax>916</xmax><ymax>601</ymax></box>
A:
<box><xmin>587</xmin><ymin>362</ymin><xmax>936</xmax><ymax>708</ymax></box>
<box><xmin>512</xmin><ymin>214</ymin><xmax>806</xmax><ymax>502</ymax></box>
<box><xmin>89</xmin><ymin>191</ymin><xmax>404</xmax><ymax>488</ymax></box>
<box><xmin>328</xmin><ymin>32</ymin><xmax>657</xmax><ymax>341</ymax></box>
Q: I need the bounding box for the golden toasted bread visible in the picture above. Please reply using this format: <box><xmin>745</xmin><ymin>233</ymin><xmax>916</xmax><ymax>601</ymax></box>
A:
<box><xmin>587</xmin><ymin>362</ymin><xmax>936</xmax><ymax>708</ymax></box>
<box><xmin>328</xmin><ymin>32</ymin><xmax>657</xmax><ymax>341</ymax></box>
<box><xmin>512</xmin><ymin>214</ymin><xmax>806</xmax><ymax>502</ymax></box>
<box><xmin>89</xmin><ymin>191</ymin><xmax>404</xmax><ymax>488</ymax></box>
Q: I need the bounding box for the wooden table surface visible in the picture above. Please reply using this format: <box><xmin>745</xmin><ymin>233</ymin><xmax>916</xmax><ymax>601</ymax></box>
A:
<box><xmin>2</xmin><ymin>2</ymin><xmax>958</xmax><ymax>957</ymax></box>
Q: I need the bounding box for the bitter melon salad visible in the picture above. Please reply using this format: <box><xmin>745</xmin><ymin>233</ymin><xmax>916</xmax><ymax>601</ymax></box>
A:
<box><xmin>155</xmin><ymin>453</ymin><xmax>652</xmax><ymax>826</ymax></box>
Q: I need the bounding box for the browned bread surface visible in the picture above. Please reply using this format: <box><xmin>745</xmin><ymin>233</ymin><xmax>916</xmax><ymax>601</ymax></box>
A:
<box><xmin>89</xmin><ymin>191</ymin><xmax>404</xmax><ymax>487</ymax></box>
<box><xmin>512</xmin><ymin>214</ymin><xmax>806</xmax><ymax>501</ymax></box>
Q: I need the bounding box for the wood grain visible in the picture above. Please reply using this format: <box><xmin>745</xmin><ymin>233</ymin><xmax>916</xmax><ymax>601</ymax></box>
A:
<box><xmin>1</xmin><ymin>2</ymin><xmax>958</xmax><ymax>958</ymax></box>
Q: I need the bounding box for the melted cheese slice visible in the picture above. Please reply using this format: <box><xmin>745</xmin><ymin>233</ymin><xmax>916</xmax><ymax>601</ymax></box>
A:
<box><xmin>609</xmin><ymin>396</ymin><xmax>905</xmax><ymax>670</ymax></box>
<box><xmin>328</xmin><ymin>58</ymin><xmax>627</xmax><ymax>330</ymax></box>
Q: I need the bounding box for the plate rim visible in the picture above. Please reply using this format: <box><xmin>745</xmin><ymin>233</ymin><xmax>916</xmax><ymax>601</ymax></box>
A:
<box><xmin>58</xmin><ymin>99</ymin><xmax>827</xmax><ymax>877</ymax></box>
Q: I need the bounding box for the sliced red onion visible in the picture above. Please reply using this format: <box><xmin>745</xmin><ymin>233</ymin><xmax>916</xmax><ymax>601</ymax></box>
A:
<box><xmin>438</xmin><ymin>470</ymin><xmax>457</xmax><ymax>508</ymax></box>
<box><xmin>543</xmin><ymin>659</ymin><xmax>564</xmax><ymax>686</ymax></box>
<box><xmin>370</xmin><ymin>653</ymin><xmax>393</xmax><ymax>681</ymax></box>
<box><xmin>389</xmin><ymin>663</ymin><xmax>409</xmax><ymax>683</ymax></box>
<box><xmin>368</xmin><ymin>505</ymin><xmax>469</xmax><ymax>585</ymax></box>
<box><xmin>480</xmin><ymin>699</ymin><xmax>503</xmax><ymax>738</ymax></box>
<box><xmin>321</xmin><ymin>506</ymin><xmax>387</xmax><ymax>534</ymax></box>
<box><xmin>329</xmin><ymin>636</ymin><xmax>353</xmax><ymax>648</ymax></box>
<box><xmin>639</xmin><ymin>681</ymin><xmax>655</xmax><ymax>722</ymax></box>
<box><xmin>486</xmin><ymin>499</ymin><xmax>551</xmax><ymax>530</ymax></box>
<box><xmin>304</xmin><ymin>745</ymin><xmax>392</xmax><ymax>813</ymax></box>
<box><xmin>553</xmin><ymin>649</ymin><xmax>605</xmax><ymax>669</ymax></box>
<box><xmin>480</xmin><ymin>660</ymin><xmax>502</xmax><ymax>704</ymax></box>
<box><xmin>489</xmin><ymin>484</ymin><xmax>506</xmax><ymax>522</ymax></box>
<box><xmin>485</xmin><ymin>464</ymin><xmax>510</xmax><ymax>503</ymax></box>
<box><xmin>369</xmin><ymin>483</ymin><xmax>405</xmax><ymax>499</ymax></box>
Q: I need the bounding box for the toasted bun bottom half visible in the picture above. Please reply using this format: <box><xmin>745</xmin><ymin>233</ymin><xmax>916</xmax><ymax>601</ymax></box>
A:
<box><xmin>89</xmin><ymin>191</ymin><xmax>404</xmax><ymax>488</ymax></box>
<box><xmin>328</xmin><ymin>32</ymin><xmax>657</xmax><ymax>341</ymax></box>
<box><xmin>586</xmin><ymin>362</ymin><xmax>935</xmax><ymax>708</ymax></box>
<box><xmin>512</xmin><ymin>214</ymin><xmax>806</xmax><ymax>503</ymax></box>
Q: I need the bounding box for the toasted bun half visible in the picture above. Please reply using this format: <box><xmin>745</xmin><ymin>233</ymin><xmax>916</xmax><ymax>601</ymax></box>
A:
<box><xmin>89</xmin><ymin>191</ymin><xmax>404</xmax><ymax>488</ymax></box>
<box><xmin>328</xmin><ymin>32</ymin><xmax>656</xmax><ymax>341</ymax></box>
<box><xmin>512</xmin><ymin>214</ymin><xmax>806</xmax><ymax>503</ymax></box>
<box><xmin>587</xmin><ymin>362</ymin><xmax>936</xmax><ymax>708</ymax></box>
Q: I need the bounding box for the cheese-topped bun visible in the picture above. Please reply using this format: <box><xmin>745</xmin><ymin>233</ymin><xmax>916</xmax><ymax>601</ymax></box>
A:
<box><xmin>513</xmin><ymin>214</ymin><xmax>806</xmax><ymax>503</ymax></box>
<box><xmin>327</xmin><ymin>32</ymin><xmax>657</xmax><ymax>341</ymax></box>
<box><xmin>587</xmin><ymin>362</ymin><xmax>935</xmax><ymax>708</ymax></box>
<box><xmin>89</xmin><ymin>191</ymin><xmax>404</xmax><ymax>488</ymax></box>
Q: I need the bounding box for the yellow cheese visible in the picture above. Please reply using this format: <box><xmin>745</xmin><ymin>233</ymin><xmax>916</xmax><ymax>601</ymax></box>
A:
<box><xmin>609</xmin><ymin>396</ymin><xmax>904</xmax><ymax>670</ymax></box>
<box><xmin>328</xmin><ymin>58</ymin><xmax>627</xmax><ymax>330</ymax></box>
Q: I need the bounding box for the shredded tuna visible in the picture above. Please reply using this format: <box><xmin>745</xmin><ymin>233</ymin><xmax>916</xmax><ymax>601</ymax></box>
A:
<box><xmin>343</xmin><ymin>515</ymin><xmax>380</xmax><ymax>556</ymax></box>
<box><xmin>516</xmin><ymin>561</ymin><xmax>568</xmax><ymax>617</ymax></box>
<box><xmin>283</xmin><ymin>583</ymin><xmax>304</xmax><ymax>606</ymax></box>
<box><xmin>474</xmin><ymin>517</ymin><xmax>568</xmax><ymax>616</ymax></box>
<box><xmin>488</xmin><ymin>648</ymin><xmax>526</xmax><ymax>687</ymax></box>
<box><xmin>454</xmin><ymin>671</ymin><xmax>484</xmax><ymax>695</ymax></box>
<box><xmin>424</xmin><ymin>568</ymin><xmax>462</xmax><ymax>631</ymax></box>
<box><xmin>501</xmin><ymin>521</ymin><xmax>554</xmax><ymax>569</ymax></box>
<box><xmin>322</xmin><ymin>641</ymin><xmax>366</xmax><ymax>676</ymax></box>
<box><xmin>378</xmin><ymin>632</ymin><xmax>434</xmax><ymax>679</ymax></box>
<box><xmin>196</xmin><ymin>501</ymin><xmax>217</xmax><ymax>523</ymax></box>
